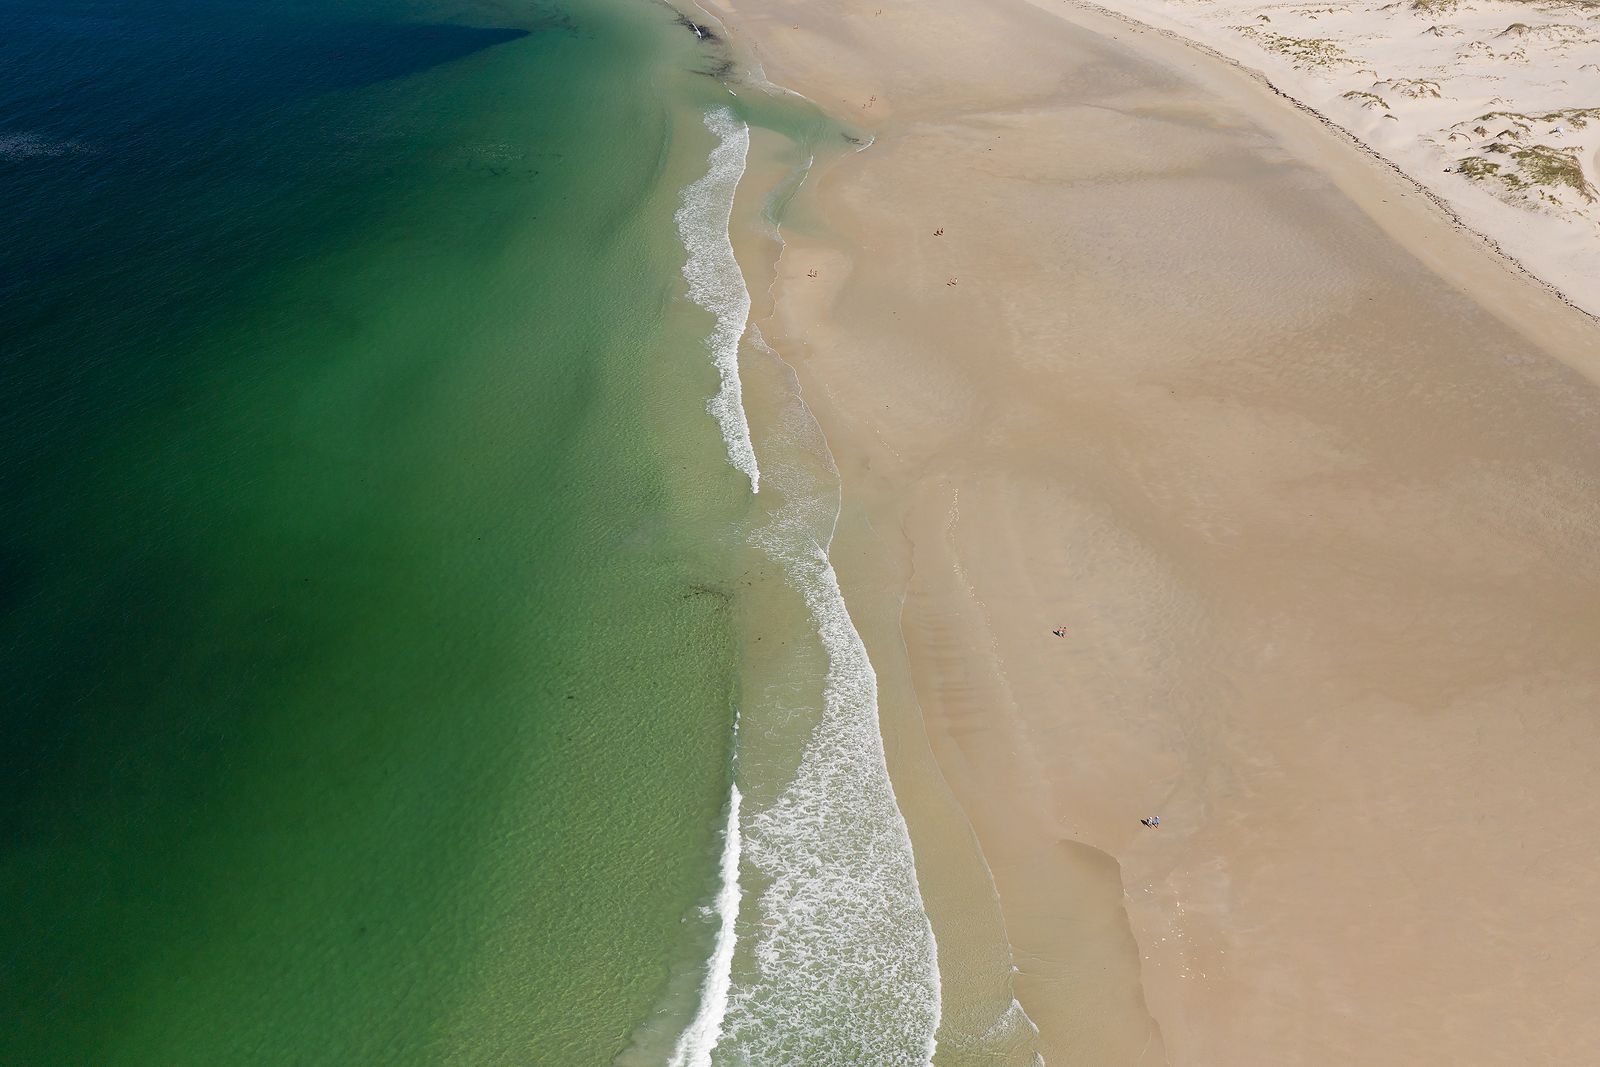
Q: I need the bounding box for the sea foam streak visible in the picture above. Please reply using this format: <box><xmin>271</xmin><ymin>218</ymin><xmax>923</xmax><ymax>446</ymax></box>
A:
<box><xmin>717</xmin><ymin>333</ymin><xmax>942</xmax><ymax>1066</ymax></box>
<box><xmin>668</xmin><ymin>784</ymin><xmax>744</xmax><ymax>1067</ymax></box>
<box><xmin>677</xmin><ymin>108</ymin><xmax>760</xmax><ymax>493</ymax></box>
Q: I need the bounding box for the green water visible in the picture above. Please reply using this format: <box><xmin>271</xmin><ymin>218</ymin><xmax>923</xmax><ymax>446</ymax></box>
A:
<box><xmin>0</xmin><ymin>0</ymin><xmax>757</xmax><ymax>1061</ymax></box>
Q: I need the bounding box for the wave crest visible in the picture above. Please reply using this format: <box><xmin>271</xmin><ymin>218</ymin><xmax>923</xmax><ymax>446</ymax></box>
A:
<box><xmin>676</xmin><ymin>107</ymin><xmax>760</xmax><ymax>493</ymax></box>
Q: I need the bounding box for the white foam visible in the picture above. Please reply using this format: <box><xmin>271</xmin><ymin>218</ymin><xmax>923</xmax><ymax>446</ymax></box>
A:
<box><xmin>716</xmin><ymin>331</ymin><xmax>942</xmax><ymax>1066</ymax></box>
<box><xmin>980</xmin><ymin>998</ymin><xmax>1042</xmax><ymax>1047</ymax></box>
<box><xmin>668</xmin><ymin>783</ymin><xmax>744</xmax><ymax>1067</ymax></box>
<box><xmin>676</xmin><ymin>108</ymin><xmax>760</xmax><ymax>493</ymax></box>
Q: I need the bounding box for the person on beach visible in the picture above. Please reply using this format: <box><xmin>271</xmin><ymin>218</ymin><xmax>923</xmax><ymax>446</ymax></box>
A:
<box><xmin>1141</xmin><ymin>816</ymin><xmax>1161</xmax><ymax>828</ymax></box>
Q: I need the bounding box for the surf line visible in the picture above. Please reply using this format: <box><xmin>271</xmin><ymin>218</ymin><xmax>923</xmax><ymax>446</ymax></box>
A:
<box><xmin>718</xmin><ymin>328</ymin><xmax>942</xmax><ymax>1067</ymax></box>
<box><xmin>667</xmin><ymin>783</ymin><xmax>744</xmax><ymax>1067</ymax></box>
<box><xmin>677</xmin><ymin>106</ymin><xmax>760</xmax><ymax>493</ymax></box>
<box><xmin>671</xmin><ymin>94</ymin><xmax>942</xmax><ymax>1060</ymax></box>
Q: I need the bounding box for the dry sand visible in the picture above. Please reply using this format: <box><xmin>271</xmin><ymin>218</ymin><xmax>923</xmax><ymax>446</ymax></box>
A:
<box><xmin>1051</xmin><ymin>0</ymin><xmax>1600</xmax><ymax>318</ymax></box>
<box><xmin>708</xmin><ymin>0</ymin><xmax>1600</xmax><ymax>1061</ymax></box>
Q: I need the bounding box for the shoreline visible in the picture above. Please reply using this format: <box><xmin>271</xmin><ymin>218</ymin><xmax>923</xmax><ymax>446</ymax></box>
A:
<box><xmin>718</xmin><ymin>108</ymin><xmax>1039</xmax><ymax>1063</ymax></box>
<box><xmin>664</xmin><ymin>88</ymin><xmax>953</xmax><ymax>1062</ymax></box>
<box><xmin>704</xmin><ymin>0</ymin><xmax>1600</xmax><ymax>1061</ymax></box>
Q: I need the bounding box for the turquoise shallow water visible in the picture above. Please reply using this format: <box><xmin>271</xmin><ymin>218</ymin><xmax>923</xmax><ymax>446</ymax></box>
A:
<box><xmin>1</xmin><ymin>0</ymin><xmax>757</xmax><ymax>1061</ymax></box>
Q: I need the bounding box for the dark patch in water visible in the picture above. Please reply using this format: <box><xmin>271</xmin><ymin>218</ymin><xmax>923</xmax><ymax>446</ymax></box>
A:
<box><xmin>525</xmin><ymin>7</ymin><xmax>586</xmax><ymax>37</ymax></box>
<box><xmin>682</xmin><ymin>581</ymin><xmax>732</xmax><ymax>606</ymax></box>
<box><xmin>696</xmin><ymin>58</ymin><xmax>737</xmax><ymax>79</ymax></box>
<box><xmin>673</xmin><ymin>11</ymin><xmax>721</xmax><ymax>42</ymax></box>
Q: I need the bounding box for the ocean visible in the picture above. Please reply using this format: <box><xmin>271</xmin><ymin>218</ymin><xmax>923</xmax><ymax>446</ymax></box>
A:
<box><xmin>0</xmin><ymin>0</ymin><xmax>951</xmax><ymax>1062</ymax></box>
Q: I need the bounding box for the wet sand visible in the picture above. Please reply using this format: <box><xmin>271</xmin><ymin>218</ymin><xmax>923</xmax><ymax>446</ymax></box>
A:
<box><xmin>712</xmin><ymin>0</ymin><xmax>1600</xmax><ymax>1060</ymax></box>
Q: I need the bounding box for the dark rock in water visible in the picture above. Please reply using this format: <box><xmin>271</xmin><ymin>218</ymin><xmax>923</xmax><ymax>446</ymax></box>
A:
<box><xmin>673</xmin><ymin>11</ymin><xmax>721</xmax><ymax>42</ymax></box>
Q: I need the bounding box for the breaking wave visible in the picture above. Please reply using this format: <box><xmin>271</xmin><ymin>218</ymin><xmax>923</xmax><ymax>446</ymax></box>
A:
<box><xmin>676</xmin><ymin>107</ymin><xmax>760</xmax><ymax>493</ymax></box>
<box><xmin>715</xmin><ymin>332</ymin><xmax>942</xmax><ymax>1066</ymax></box>
<box><xmin>667</xmin><ymin>784</ymin><xmax>744</xmax><ymax>1067</ymax></box>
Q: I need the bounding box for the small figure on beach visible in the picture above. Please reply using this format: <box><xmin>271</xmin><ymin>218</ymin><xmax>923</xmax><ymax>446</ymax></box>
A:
<box><xmin>1140</xmin><ymin>816</ymin><xmax>1161</xmax><ymax>829</ymax></box>
<box><xmin>807</xmin><ymin>268</ymin><xmax>818</xmax><ymax>278</ymax></box>
<box><xmin>1051</xmin><ymin>627</ymin><xmax>1067</xmax><ymax>638</ymax></box>
<box><xmin>934</xmin><ymin>228</ymin><xmax>944</xmax><ymax>236</ymax></box>
<box><xmin>946</xmin><ymin>277</ymin><xmax>958</xmax><ymax>286</ymax></box>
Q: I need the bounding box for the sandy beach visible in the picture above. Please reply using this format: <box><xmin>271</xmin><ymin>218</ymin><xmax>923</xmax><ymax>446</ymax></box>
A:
<box><xmin>707</xmin><ymin>0</ymin><xmax>1600</xmax><ymax>1061</ymax></box>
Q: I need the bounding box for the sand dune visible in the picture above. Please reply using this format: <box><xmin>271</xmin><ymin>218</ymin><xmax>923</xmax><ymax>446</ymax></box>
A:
<box><xmin>1059</xmin><ymin>0</ymin><xmax>1600</xmax><ymax>314</ymax></box>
